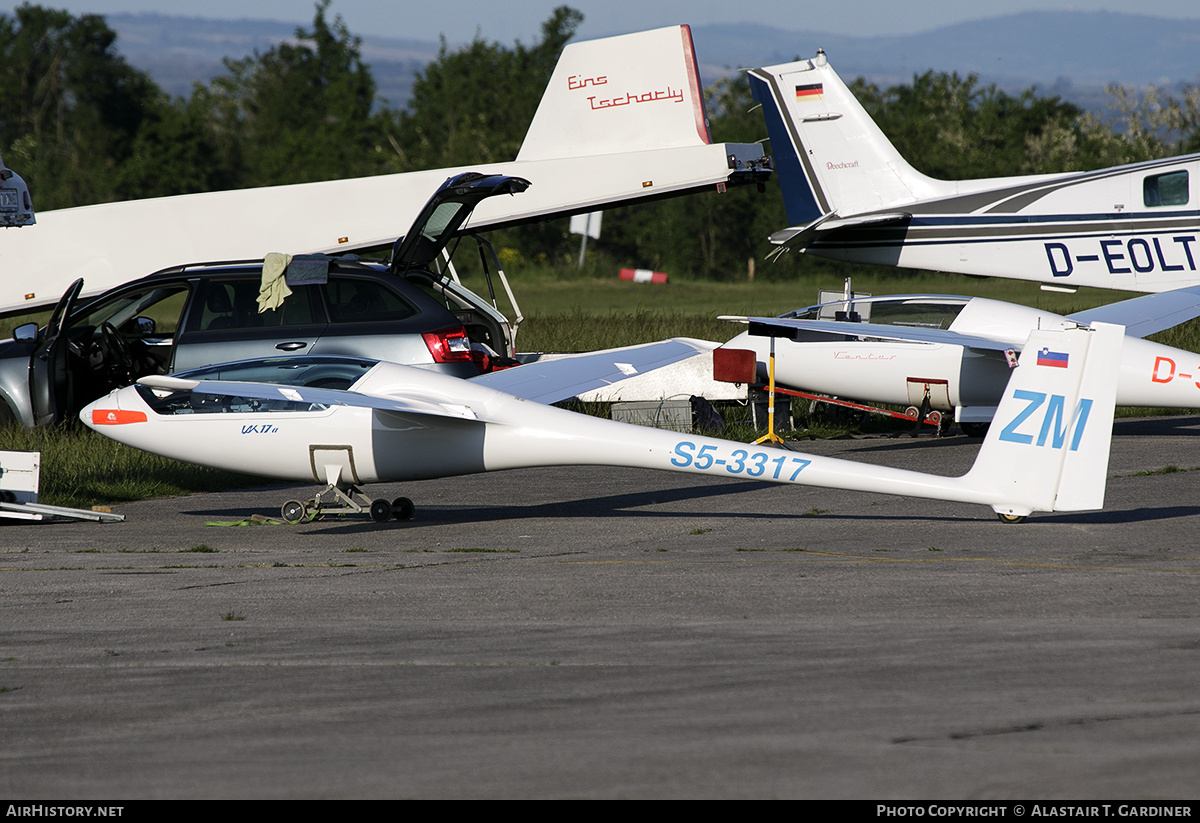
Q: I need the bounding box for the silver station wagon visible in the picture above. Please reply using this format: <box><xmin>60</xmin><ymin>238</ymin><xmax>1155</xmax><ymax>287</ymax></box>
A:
<box><xmin>0</xmin><ymin>173</ymin><xmax>528</xmax><ymax>426</ymax></box>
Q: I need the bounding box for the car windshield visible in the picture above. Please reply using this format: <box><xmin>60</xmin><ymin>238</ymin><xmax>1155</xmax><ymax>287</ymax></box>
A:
<box><xmin>71</xmin><ymin>286</ymin><xmax>189</xmax><ymax>334</ymax></box>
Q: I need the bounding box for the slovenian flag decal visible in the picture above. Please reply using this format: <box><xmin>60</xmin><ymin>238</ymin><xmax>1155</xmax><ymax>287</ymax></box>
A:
<box><xmin>795</xmin><ymin>83</ymin><xmax>823</xmax><ymax>100</ymax></box>
<box><xmin>1036</xmin><ymin>347</ymin><xmax>1069</xmax><ymax>368</ymax></box>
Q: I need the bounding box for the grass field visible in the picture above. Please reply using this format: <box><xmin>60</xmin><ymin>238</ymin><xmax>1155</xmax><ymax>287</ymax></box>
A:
<box><xmin>4</xmin><ymin>261</ymin><xmax>1199</xmax><ymax>508</ymax></box>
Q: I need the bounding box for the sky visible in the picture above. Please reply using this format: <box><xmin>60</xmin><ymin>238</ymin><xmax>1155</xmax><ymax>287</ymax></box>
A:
<box><xmin>5</xmin><ymin>0</ymin><xmax>1200</xmax><ymax>44</ymax></box>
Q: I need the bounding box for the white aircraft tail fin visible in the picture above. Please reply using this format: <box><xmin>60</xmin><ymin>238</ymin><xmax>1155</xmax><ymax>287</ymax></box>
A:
<box><xmin>965</xmin><ymin>322</ymin><xmax>1122</xmax><ymax>518</ymax></box>
<box><xmin>516</xmin><ymin>25</ymin><xmax>711</xmax><ymax>162</ymax></box>
<box><xmin>748</xmin><ymin>51</ymin><xmax>948</xmax><ymax>225</ymax></box>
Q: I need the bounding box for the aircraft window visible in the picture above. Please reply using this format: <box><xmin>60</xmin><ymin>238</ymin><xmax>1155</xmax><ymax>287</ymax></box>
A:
<box><xmin>173</xmin><ymin>356</ymin><xmax>378</xmax><ymax>388</ymax></box>
<box><xmin>1144</xmin><ymin>171</ymin><xmax>1188</xmax><ymax>207</ymax></box>
<box><xmin>784</xmin><ymin>300</ymin><xmax>965</xmax><ymax>329</ymax></box>
<box><xmin>322</xmin><ymin>278</ymin><xmax>418</xmax><ymax>324</ymax></box>
<box><xmin>187</xmin><ymin>279</ymin><xmax>319</xmax><ymax>332</ymax></box>
<box><xmin>135</xmin><ymin>384</ymin><xmax>329</xmax><ymax>415</ymax></box>
<box><xmin>868</xmin><ymin>302</ymin><xmax>965</xmax><ymax>329</ymax></box>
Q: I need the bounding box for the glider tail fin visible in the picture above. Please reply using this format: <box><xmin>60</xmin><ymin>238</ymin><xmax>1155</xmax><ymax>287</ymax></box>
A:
<box><xmin>748</xmin><ymin>51</ymin><xmax>946</xmax><ymax>225</ymax></box>
<box><xmin>966</xmin><ymin>322</ymin><xmax>1123</xmax><ymax>518</ymax></box>
<box><xmin>516</xmin><ymin>25</ymin><xmax>712</xmax><ymax>162</ymax></box>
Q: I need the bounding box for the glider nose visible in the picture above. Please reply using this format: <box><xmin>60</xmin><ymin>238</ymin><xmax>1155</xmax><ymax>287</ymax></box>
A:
<box><xmin>80</xmin><ymin>386</ymin><xmax>149</xmax><ymax>431</ymax></box>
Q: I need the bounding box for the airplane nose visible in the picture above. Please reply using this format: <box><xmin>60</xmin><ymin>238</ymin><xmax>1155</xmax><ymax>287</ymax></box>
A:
<box><xmin>80</xmin><ymin>387</ymin><xmax>148</xmax><ymax>430</ymax></box>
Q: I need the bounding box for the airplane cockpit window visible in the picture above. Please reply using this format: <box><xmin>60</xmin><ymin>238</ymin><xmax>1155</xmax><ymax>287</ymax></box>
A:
<box><xmin>783</xmin><ymin>298</ymin><xmax>967</xmax><ymax>329</ymax></box>
<box><xmin>139</xmin><ymin>357</ymin><xmax>381</xmax><ymax>415</ymax></box>
<box><xmin>173</xmin><ymin>356</ymin><xmax>378</xmax><ymax>388</ymax></box>
<box><xmin>1144</xmin><ymin>171</ymin><xmax>1188</xmax><ymax>207</ymax></box>
<box><xmin>136</xmin><ymin>384</ymin><xmax>330</xmax><ymax>415</ymax></box>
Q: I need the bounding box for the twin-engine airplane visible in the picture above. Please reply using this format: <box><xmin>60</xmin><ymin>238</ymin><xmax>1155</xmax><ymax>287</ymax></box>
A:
<box><xmin>721</xmin><ymin>285</ymin><xmax>1200</xmax><ymax>430</ymax></box>
<box><xmin>81</xmin><ymin>321</ymin><xmax>1123</xmax><ymax>524</ymax></box>
<box><xmin>750</xmin><ymin>50</ymin><xmax>1200</xmax><ymax>294</ymax></box>
<box><xmin>1</xmin><ymin>25</ymin><xmax>770</xmax><ymax>315</ymax></box>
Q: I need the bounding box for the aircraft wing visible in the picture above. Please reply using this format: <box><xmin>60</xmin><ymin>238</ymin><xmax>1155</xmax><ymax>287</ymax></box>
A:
<box><xmin>137</xmin><ymin>375</ymin><xmax>484</xmax><ymax>422</ymax></box>
<box><xmin>1067</xmin><ymin>285</ymin><xmax>1200</xmax><ymax>338</ymax></box>
<box><xmin>471</xmin><ymin>338</ymin><xmax>717</xmax><ymax>404</ymax></box>
<box><xmin>768</xmin><ymin>212</ymin><xmax>911</xmax><ymax>251</ymax></box>
<box><xmin>743</xmin><ymin>316</ymin><xmax>1017</xmax><ymax>353</ymax></box>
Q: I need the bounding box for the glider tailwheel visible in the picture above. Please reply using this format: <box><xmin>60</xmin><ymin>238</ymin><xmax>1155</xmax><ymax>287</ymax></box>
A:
<box><xmin>997</xmin><ymin>512</ymin><xmax>1027</xmax><ymax>524</ymax></box>
<box><xmin>281</xmin><ymin>499</ymin><xmax>308</xmax><ymax>524</ymax></box>
<box><xmin>392</xmin><ymin>497</ymin><xmax>415</xmax><ymax>521</ymax></box>
<box><xmin>369</xmin><ymin>498</ymin><xmax>392</xmax><ymax>523</ymax></box>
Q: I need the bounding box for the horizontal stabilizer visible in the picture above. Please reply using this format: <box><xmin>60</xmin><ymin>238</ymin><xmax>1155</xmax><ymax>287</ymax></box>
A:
<box><xmin>768</xmin><ymin>211</ymin><xmax>911</xmax><ymax>249</ymax></box>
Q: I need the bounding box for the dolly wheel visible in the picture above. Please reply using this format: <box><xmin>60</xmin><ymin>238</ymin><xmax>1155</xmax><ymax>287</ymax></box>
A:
<box><xmin>392</xmin><ymin>497</ymin><xmax>415</xmax><ymax>521</ymax></box>
<box><xmin>997</xmin><ymin>512</ymin><xmax>1027</xmax><ymax>524</ymax></box>
<box><xmin>369</xmin><ymin>498</ymin><xmax>393</xmax><ymax>523</ymax></box>
<box><xmin>281</xmin><ymin>499</ymin><xmax>307</xmax><ymax>524</ymax></box>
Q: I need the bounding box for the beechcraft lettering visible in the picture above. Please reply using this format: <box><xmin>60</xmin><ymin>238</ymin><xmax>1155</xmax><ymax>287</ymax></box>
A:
<box><xmin>1045</xmin><ymin>237</ymin><xmax>1198</xmax><ymax>278</ymax></box>
<box><xmin>998</xmin><ymin>391</ymin><xmax>1094</xmax><ymax>451</ymax></box>
<box><xmin>752</xmin><ymin>50</ymin><xmax>1200</xmax><ymax>293</ymax></box>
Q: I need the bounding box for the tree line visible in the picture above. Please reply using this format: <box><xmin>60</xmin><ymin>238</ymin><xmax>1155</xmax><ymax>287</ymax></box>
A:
<box><xmin>3</xmin><ymin>1</ymin><xmax>1198</xmax><ymax>280</ymax></box>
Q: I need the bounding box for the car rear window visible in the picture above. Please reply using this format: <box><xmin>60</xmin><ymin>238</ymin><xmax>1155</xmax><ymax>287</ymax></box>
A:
<box><xmin>321</xmin><ymin>277</ymin><xmax>419</xmax><ymax>324</ymax></box>
<box><xmin>187</xmin><ymin>278</ymin><xmax>320</xmax><ymax>332</ymax></box>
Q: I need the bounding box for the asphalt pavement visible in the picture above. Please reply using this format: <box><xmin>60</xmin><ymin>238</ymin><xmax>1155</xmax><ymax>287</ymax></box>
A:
<box><xmin>3</xmin><ymin>418</ymin><xmax>1200</xmax><ymax>799</ymax></box>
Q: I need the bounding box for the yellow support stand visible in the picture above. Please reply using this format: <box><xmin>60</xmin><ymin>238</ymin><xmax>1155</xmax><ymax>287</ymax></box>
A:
<box><xmin>754</xmin><ymin>337</ymin><xmax>791</xmax><ymax>448</ymax></box>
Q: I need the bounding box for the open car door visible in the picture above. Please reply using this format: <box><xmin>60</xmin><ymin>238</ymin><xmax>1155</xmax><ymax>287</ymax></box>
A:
<box><xmin>29</xmin><ymin>278</ymin><xmax>83</xmax><ymax>426</ymax></box>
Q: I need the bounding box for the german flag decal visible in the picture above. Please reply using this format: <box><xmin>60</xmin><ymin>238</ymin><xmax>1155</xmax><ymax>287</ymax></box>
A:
<box><xmin>795</xmin><ymin>83</ymin><xmax>823</xmax><ymax>100</ymax></box>
<box><xmin>91</xmin><ymin>409</ymin><xmax>148</xmax><ymax>425</ymax></box>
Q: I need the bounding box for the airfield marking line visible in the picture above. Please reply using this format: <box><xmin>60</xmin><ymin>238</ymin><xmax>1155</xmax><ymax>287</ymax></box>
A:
<box><xmin>796</xmin><ymin>550</ymin><xmax>1200</xmax><ymax>573</ymax></box>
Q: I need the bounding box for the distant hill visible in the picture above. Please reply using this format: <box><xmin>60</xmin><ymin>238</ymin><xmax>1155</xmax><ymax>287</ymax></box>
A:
<box><xmin>106</xmin><ymin>10</ymin><xmax>1200</xmax><ymax>114</ymax></box>
<box><xmin>107</xmin><ymin>12</ymin><xmax>437</xmax><ymax>108</ymax></box>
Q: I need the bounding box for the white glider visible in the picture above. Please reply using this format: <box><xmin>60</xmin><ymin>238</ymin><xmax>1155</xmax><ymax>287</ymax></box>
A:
<box><xmin>81</xmin><ymin>322</ymin><xmax>1123</xmax><ymax>524</ymax></box>
<box><xmin>2</xmin><ymin>25</ymin><xmax>770</xmax><ymax>315</ymax></box>
<box><xmin>721</xmin><ymin>286</ymin><xmax>1200</xmax><ymax>428</ymax></box>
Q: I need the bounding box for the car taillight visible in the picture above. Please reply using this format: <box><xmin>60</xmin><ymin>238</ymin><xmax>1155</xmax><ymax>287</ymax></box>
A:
<box><xmin>422</xmin><ymin>326</ymin><xmax>472</xmax><ymax>364</ymax></box>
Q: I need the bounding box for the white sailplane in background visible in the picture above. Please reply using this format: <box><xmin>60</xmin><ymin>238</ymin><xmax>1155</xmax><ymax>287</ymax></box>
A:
<box><xmin>1</xmin><ymin>25</ymin><xmax>770</xmax><ymax>316</ymax></box>
<box><xmin>720</xmin><ymin>284</ymin><xmax>1200</xmax><ymax>431</ymax></box>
